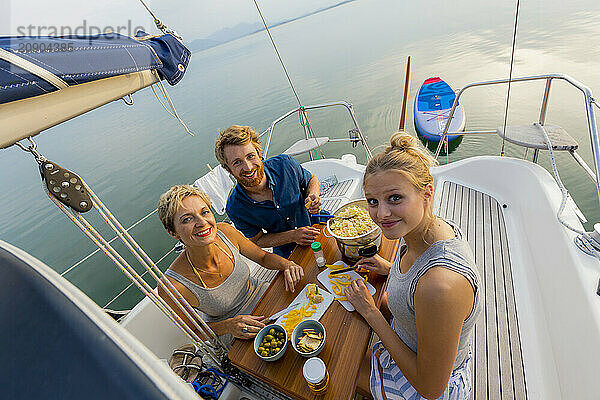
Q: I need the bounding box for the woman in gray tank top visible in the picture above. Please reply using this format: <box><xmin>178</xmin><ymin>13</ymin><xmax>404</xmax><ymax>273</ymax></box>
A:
<box><xmin>345</xmin><ymin>133</ymin><xmax>481</xmax><ymax>400</ymax></box>
<box><xmin>157</xmin><ymin>185</ymin><xmax>304</xmax><ymax>346</ymax></box>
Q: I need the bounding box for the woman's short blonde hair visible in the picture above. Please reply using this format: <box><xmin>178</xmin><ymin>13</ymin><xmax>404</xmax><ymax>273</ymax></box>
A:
<box><xmin>158</xmin><ymin>185</ymin><xmax>212</xmax><ymax>234</ymax></box>
<box><xmin>214</xmin><ymin>125</ymin><xmax>263</xmax><ymax>169</ymax></box>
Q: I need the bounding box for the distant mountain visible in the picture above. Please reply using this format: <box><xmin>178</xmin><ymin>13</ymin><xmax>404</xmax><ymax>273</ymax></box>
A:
<box><xmin>186</xmin><ymin>38</ymin><xmax>222</xmax><ymax>53</ymax></box>
<box><xmin>207</xmin><ymin>22</ymin><xmax>263</xmax><ymax>43</ymax></box>
<box><xmin>186</xmin><ymin>0</ymin><xmax>356</xmax><ymax>53</ymax></box>
<box><xmin>187</xmin><ymin>22</ymin><xmax>262</xmax><ymax>53</ymax></box>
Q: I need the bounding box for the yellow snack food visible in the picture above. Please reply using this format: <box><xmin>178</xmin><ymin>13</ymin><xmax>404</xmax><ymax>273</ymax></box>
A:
<box><xmin>280</xmin><ymin>286</ymin><xmax>321</xmax><ymax>337</ymax></box>
<box><xmin>306</xmin><ymin>283</ymin><xmax>317</xmax><ymax>299</ymax></box>
<box><xmin>328</xmin><ymin>270</ymin><xmax>368</xmax><ymax>301</ymax></box>
<box><xmin>328</xmin><ymin>271</ymin><xmax>352</xmax><ymax>281</ymax></box>
<box><xmin>328</xmin><ymin>206</ymin><xmax>377</xmax><ymax>237</ymax></box>
<box><xmin>297</xmin><ymin>330</ymin><xmax>323</xmax><ymax>353</ymax></box>
<box><xmin>281</xmin><ymin>302</ymin><xmax>317</xmax><ymax>337</ymax></box>
<box><xmin>305</xmin><ymin>197</ymin><xmax>312</xmax><ymax>209</ymax></box>
<box><xmin>326</xmin><ymin>263</ymin><xmax>348</xmax><ymax>270</ymax></box>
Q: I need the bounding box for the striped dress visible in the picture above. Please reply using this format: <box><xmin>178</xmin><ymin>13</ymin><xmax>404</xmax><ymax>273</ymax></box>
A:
<box><xmin>370</xmin><ymin>221</ymin><xmax>481</xmax><ymax>400</ymax></box>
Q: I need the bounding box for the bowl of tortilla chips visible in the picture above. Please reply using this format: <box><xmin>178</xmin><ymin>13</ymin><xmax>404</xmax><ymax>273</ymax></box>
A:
<box><xmin>291</xmin><ymin>319</ymin><xmax>326</xmax><ymax>357</ymax></box>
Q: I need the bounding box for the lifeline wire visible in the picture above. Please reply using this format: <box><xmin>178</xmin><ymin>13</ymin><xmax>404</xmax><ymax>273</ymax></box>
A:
<box><xmin>500</xmin><ymin>0</ymin><xmax>520</xmax><ymax>157</ymax></box>
<box><xmin>61</xmin><ymin>207</ymin><xmax>158</xmax><ymax>277</ymax></box>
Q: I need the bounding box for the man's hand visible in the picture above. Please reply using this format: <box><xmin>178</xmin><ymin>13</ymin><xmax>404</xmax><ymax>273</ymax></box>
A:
<box><xmin>304</xmin><ymin>194</ymin><xmax>322</xmax><ymax>215</ymax></box>
<box><xmin>291</xmin><ymin>226</ymin><xmax>320</xmax><ymax>245</ymax></box>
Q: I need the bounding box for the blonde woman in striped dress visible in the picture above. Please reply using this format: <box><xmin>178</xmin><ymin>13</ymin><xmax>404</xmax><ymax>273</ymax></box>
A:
<box><xmin>345</xmin><ymin>133</ymin><xmax>481</xmax><ymax>400</ymax></box>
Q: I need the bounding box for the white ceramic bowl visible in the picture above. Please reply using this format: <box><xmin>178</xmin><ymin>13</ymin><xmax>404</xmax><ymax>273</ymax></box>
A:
<box><xmin>291</xmin><ymin>319</ymin><xmax>326</xmax><ymax>357</ymax></box>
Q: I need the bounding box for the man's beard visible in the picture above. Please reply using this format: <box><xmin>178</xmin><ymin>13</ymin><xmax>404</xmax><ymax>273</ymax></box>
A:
<box><xmin>237</xmin><ymin>164</ymin><xmax>265</xmax><ymax>188</ymax></box>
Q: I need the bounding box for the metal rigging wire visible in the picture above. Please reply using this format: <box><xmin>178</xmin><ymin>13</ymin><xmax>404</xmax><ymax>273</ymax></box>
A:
<box><xmin>137</xmin><ymin>0</ymin><xmax>181</xmax><ymax>39</ymax></box>
<box><xmin>500</xmin><ymin>0</ymin><xmax>521</xmax><ymax>157</ymax></box>
<box><xmin>252</xmin><ymin>0</ymin><xmax>325</xmax><ymax>161</ymax></box>
<box><xmin>252</xmin><ymin>0</ymin><xmax>303</xmax><ymax>107</ymax></box>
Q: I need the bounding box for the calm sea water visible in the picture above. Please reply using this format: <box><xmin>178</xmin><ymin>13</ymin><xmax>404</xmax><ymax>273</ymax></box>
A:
<box><xmin>2</xmin><ymin>0</ymin><xmax>600</xmax><ymax>309</ymax></box>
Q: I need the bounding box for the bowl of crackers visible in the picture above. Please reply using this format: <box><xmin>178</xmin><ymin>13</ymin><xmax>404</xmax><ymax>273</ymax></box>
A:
<box><xmin>291</xmin><ymin>319</ymin><xmax>326</xmax><ymax>357</ymax></box>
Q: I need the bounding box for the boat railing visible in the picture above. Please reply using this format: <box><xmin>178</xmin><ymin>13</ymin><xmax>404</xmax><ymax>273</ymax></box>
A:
<box><xmin>261</xmin><ymin>100</ymin><xmax>373</xmax><ymax>160</ymax></box>
<box><xmin>434</xmin><ymin>73</ymin><xmax>600</xmax><ymax>208</ymax></box>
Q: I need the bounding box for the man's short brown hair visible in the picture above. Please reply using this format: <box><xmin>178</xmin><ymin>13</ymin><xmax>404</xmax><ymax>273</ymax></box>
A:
<box><xmin>214</xmin><ymin>125</ymin><xmax>263</xmax><ymax>169</ymax></box>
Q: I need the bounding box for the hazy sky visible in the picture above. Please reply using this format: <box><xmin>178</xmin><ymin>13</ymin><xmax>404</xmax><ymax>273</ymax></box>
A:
<box><xmin>4</xmin><ymin>0</ymin><xmax>344</xmax><ymax>39</ymax></box>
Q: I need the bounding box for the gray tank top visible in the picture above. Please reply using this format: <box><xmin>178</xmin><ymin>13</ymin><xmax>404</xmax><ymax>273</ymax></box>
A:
<box><xmin>386</xmin><ymin>220</ymin><xmax>481</xmax><ymax>370</ymax></box>
<box><xmin>165</xmin><ymin>229</ymin><xmax>268</xmax><ymax>325</ymax></box>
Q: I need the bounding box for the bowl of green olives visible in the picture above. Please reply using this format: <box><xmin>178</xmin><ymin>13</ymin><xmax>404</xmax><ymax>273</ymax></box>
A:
<box><xmin>254</xmin><ymin>324</ymin><xmax>288</xmax><ymax>362</ymax></box>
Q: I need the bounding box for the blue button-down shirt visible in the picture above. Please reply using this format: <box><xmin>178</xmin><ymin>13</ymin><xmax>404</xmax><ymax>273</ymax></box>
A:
<box><xmin>226</xmin><ymin>154</ymin><xmax>313</xmax><ymax>258</ymax></box>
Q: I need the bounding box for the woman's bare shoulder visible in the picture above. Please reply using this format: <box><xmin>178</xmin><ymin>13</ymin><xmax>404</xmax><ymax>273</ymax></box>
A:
<box><xmin>217</xmin><ymin>222</ymin><xmax>243</xmax><ymax>246</ymax></box>
<box><xmin>418</xmin><ymin>266</ymin><xmax>472</xmax><ymax>294</ymax></box>
<box><xmin>217</xmin><ymin>221</ymin><xmax>235</xmax><ymax>234</ymax></box>
<box><xmin>415</xmin><ymin>267</ymin><xmax>474</xmax><ymax>318</ymax></box>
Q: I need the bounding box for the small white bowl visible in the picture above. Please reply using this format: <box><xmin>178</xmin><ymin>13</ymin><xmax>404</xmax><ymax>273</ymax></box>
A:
<box><xmin>254</xmin><ymin>324</ymin><xmax>287</xmax><ymax>362</ymax></box>
<box><xmin>292</xmin><ymin>319</ymin><xmax>326</xmax><ymax>357</ymax></box>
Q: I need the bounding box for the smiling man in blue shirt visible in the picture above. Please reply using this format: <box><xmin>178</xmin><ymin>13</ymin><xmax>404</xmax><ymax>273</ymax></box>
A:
<box><xmin>215</xmin><ymin>125</ymin><xmax>322</xmax><ymax>258</ymax></box>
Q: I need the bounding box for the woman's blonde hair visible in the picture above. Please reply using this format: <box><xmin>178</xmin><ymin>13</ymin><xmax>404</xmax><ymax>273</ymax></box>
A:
<box><xmin>364</xmin><ymin>132</ymin><xmax>439</xmax><ymax>225</ymax></box>
<box><xmin>214</xmin><ymin>125</ymin><xmax>263</xmax><ymax>170</ymax></box>
<box><xmin>158</xmin><ymin>185</ymin><xmax>212</xmax><ymax>234</ymax></box>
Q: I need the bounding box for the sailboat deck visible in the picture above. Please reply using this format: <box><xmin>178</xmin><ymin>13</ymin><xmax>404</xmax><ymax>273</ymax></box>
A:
<box><xmin>436</xmin><ymin>181</ymin><xmax>528</xmax><ymax>400</ymax></box>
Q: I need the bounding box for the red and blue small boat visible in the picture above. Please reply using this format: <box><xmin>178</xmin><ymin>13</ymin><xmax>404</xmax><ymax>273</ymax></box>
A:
<box><xmin>413</xmin><ymin>77</ymin><xmax>465</xmax><ymax>142</ymax></box>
